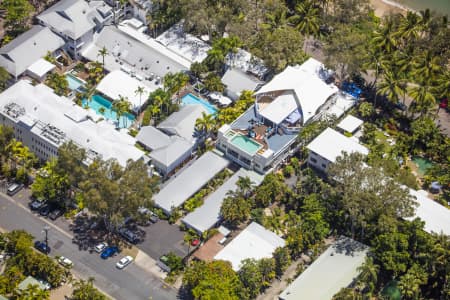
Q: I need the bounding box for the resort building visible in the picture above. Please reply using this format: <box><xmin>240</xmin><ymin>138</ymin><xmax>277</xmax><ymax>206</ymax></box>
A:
<box><xmin>221</xmin><ymin>68</ymin><xmax>263</xmax><ymax>101</ymax></box>
<box><xmin>153</xmin><ymin>151</ymin><xmax>229</xmax><ymax>215</ymax></box>
<box><xmin>182</xmin><ymin>169</ymin><xmax>264</xmax><ymax>234</ymax></box>
<box><xmin>279</xmin><ymin>237</ymin><xmax>368</xmax><ymax>300</ymax></box>
<box><xmin>336</xmin><ymin>115</ymin><xmax>364</xmax><ymax>135</ymax></box>
<box><xmin>37</xmin><ymin>0</ymin><xmax>113</xmax><ymax>59</ymax></box>
<box><xmin>306</xmin><ymin>128</ymin><xmax>369</xmax><ymax>173</ymax></box>
<box><xmin>96</xmin><ymin>70</ymin><xmax>153</xmax><ymax>113</ymax></box>
<box><xmin>156</xmin><ymin>23</ymin><xmax>211</xmax><ymax>64</ymax></box>
<box><xmin>225</xmin><ymin>48</ymin><xmax>270</xmax><ymax>80</ymax></box>
<box><xmin>217</xmin><ymin>58</ymin><xmax>349</xmax><ymax>173</ymax></box>
<box><xmin>0</xmin><ymin>80</ymin><xmax>143</xmax><ymax>166</ymax></box>
<box><xmin>0</xmin><ymin>26</ymin><xmax>65</xmax><ymax>80</ymax></box>
<box><xmin>408</xmin><ymin>189</ymin><xmax>450</xmax><ymax>236</ymax></box>
<box><xmin>214</xmin><ymin>222</ymin><xmax>285</xmax><ymax>271</ymax></box>
<box><xmin>82</xmin><ymin>19</ymin><xmax>190</xmax><ymax>87</ymax></box>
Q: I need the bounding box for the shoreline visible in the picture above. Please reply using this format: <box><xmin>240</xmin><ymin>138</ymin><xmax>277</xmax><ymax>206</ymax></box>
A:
<box><xmin>370</xmin><ymin>0</ymin><xmax>411</xmax><ymax>16</ymax></box>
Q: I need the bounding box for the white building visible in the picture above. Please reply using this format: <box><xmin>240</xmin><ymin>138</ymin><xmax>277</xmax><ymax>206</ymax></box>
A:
<box><xmin>336</xmin><ymin>115</ymin><xmax>363</xmax><ymax>135</ymax></box>
<box><xmin>0</xmin><ymin>26</ymin><xmax>64</xmax><ymax>80</ymax></box>
<box><xmin>217</xmin><ymin>58</ymin><xmax>349</xmax><ymax>173</ymax></box>
<box><xmin>279</xmin><ymin>237</ymin><xmax>368</xmax><ymax>300</ymax></box>
<box><xmin>37</xmin><ymin>0</ymin><xmax>113</xmax><ymax>58</ymax></box>
<box><xmin>0</xmin><ymin>81</ymin><xmax>143</xmax><ymax>166</ymax></box>
<box><xmin>214</xmin><ymin>222</ymin><xmax>285</xmax><ymax>271</ymax></box>
<box><xmin>306</xmin><ymin>128</ymin><xmax>369</xmax><ymax>173</ymax></box>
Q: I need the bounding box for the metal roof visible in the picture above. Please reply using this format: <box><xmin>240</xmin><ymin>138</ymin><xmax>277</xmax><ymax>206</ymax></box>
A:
<box><xmin>157</xmin><ymin>105</ymin><xmax>207</xmax><ymax>142</ymax></box>
<box><xmin>153</xmin><ymin>152</ymin><xmax>229</xmax><ymax>214</ymax></box>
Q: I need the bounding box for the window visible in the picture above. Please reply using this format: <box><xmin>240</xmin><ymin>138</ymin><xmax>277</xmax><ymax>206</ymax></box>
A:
<box><xmin>310</xmin><ymin>157</ymin><xmax>317</xmax><ymax>163</ymax></box>
<box><xmin>321</xmin><ymin>164</ymin><xmax>326</xmax><ymax>169</ymax></box>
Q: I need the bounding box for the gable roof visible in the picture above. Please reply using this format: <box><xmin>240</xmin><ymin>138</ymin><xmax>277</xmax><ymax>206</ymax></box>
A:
<box><xmin>221</xmin><ymin>68</ymin><xmax>262</xmax><ymax>95</ymax></box>
<box><xmin>17</xmin><ymin>276</ymin><xmax>47</xmax><ymax>292</ymax></box>
<box><xmin>279</xmin><ymin>237</ymin><xmax>368</xmax><ymax>300</ymax></box>
<box><xmin>0</xmin><ymin>26</ymin><xmax>64</xmax><ymax>77</ymax></box>
<box><xmin>149</xmin><ymin>137</ymin><xmax>192</xmax><ymax>167</ymax></box>
<box><xmin>214</xmin><ymin>222</ymin><xmax>285</xmax><ymax>271</ymax></box>
<box><xmin>307</xmin><ymin>128</ymin><xmax>368</xmax><ymax>163</ymax></box>
<box><xmin>337</xmin><ymin>115</ymin><xmax>363</xmax><ymax>133</ymax></box>
<box><xmin>37</xmin><ymin>0</ymin><xmax>105</xmax><ymax>39</ymax></box>
<box><xmin>136</xmin><ymin>126</ymin><xmax>171</xmax><ymax>150</ymax></box>
<box><xmin>256</xmin><ymin>58</ymin><xmax>338</xmax><ymax>124</ymax></box>
<box><xmin>157</xmin><ymin>105</ymin><xmax>207</xmax><ymax>141</ymax></box>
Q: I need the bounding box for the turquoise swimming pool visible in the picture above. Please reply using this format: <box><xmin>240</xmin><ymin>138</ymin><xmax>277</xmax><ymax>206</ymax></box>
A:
<box><xmin>82</xmin><ymin>94</ymin><xmax>135</xmax><ymax>128</ymax></box>
<box><xmin>66</xmin><ymin>73</ymin><xmax>84</xmax><ymax>91</ymax></box>
<box><xmin>231</xmin><ymin>134</ymin><xmax>262</xmax><ymax>155</ymax></box>
<box><xmin>181</xmin><ymin>93</ymin><xmax>217</xmax><ymax>115</ymax></box>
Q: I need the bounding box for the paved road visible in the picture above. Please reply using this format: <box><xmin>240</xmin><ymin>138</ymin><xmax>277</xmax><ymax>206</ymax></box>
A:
<box><xmin>0</xmin><ymin>192</ymin><xmax>178</xmax><ymax>300</ymax></box>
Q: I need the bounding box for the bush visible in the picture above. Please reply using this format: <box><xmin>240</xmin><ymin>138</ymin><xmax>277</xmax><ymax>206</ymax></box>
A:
<box><xmin>129</xmin><ymin>128</ymin><xmax>138</xmax><ymax>137</ymax></box>
<box><xmin>142</xmin><ymin>109</ymin><xmax>151</xmax><ymax>126</ymax></box>
<box><xmin>283</xmin><ymin>165</ymin><xmax>295</xmax><ymax>178</ymax></box>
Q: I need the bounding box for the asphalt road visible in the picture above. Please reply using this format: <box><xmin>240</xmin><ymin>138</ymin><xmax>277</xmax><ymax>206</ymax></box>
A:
<box><xmin>0</xmin><ymin>192</ymin><xmax>178</xmax><ymax>300</ymax></box>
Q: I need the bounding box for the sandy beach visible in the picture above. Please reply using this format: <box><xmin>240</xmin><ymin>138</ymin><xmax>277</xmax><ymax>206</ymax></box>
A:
<box><xmin>370</xmin><ymin>0</ymin><xmax>408</xmax><ymax>16</ymax></box>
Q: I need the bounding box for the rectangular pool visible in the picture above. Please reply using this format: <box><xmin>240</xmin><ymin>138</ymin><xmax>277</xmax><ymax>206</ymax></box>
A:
<box><xmin>181</xmin><ymin>93</ymin><xmax>217</xmax><ymax>115</ymax></box>
<box><xmin>82</xmin><ymin>94</ymin><xmax>135</xmax><ymax>128</ymax></box>
<box><xmin>231</xmin><ymin>134</ymin><xmax>262</xmax><ymax>155</ymax></box>
<box><xmin>66</xmin><ymin>73</ymin><xmax>84</xmax><ymax>91</ymax></box>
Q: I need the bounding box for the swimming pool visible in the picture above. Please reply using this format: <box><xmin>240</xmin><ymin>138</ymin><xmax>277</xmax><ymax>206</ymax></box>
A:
<box><xmin>66</xmin><ymin>73</ymin><xmax>84</xmax><ymax>91</ymax></box>
<box><xmin>82</xmin><ymin>94</ymin><xmax>135</xmax><ymax>128</ymax></box>
<box><xmin>231</xmin><ymin>134</ymin><xmax>262</xmax><ymax>155</ymax></box>
<box><xmin>181</xmin><ymin>93</ymin><xmax>217</xmax><ymax>115</ymax></box>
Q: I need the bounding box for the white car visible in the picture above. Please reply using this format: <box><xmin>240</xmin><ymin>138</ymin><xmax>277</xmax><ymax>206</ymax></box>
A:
<box><xmin>94</xmin><ymin>242</ymin><xmax>108</xmax><ymax>253</ymax></box>
<box><xmin>116</xmin><ymin>256</ymin><xmax>133</xmax><ymax>269</ymax></box>
<box><xmin>58</xmin><ymin>256</ymin><xmax>73</xmax><ymax>268</ymax></box>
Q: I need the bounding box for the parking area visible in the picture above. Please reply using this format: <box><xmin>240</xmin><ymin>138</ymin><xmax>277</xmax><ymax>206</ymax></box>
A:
<box><xmin>139</xmin><ymin>220</ymin><xmax>188</xmax><ymax>259</ymax></box>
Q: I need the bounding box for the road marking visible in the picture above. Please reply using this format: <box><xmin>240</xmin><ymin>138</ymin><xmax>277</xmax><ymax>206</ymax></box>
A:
<box><xmin>0</xmin><ymin>191</ymin><xmax>73</xmax><ymax>240</ymax></box>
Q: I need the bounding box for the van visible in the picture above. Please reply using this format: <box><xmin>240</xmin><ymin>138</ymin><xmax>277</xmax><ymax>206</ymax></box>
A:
<box><xmin>7</xmin><ymin>183</ymin><xmax>23</xmax><ymax>196</ymax></box>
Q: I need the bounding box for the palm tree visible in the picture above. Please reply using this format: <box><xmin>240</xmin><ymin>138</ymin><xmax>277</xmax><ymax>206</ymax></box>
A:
<box><xmin>372</xmin><ymin>18</ymin><xmax>398</xmax><ymax>54</ymax></box>
<box><xmin>411</xmin><ymin>50</ymin><xmax>442</xmax><ymax>83</ymax></box>
<box><xmin>377</xmin><ymin>69</ymin><xmax>406</xmax><ymax>105</ymax></box>
<box><xmin>195</xmin><ymin>112</ymin><xmax>215</xmax><ymax>138</ymax></box>
<box><xmin>288</xmin><ymin>1</ymin><xmax>321</xmax><ymax>37</ymax></box>
<box><xmin>261</xmin><ymin>8</ymin><xmax>287</xmax><ymax>32</ymax></box>
<box><xmin>362</xmin><ymin>46</ymin><xmax>389</xmax><ymax>108</ymax></box>
<box><xmin>97</xmin><ymin>46</ymin><xmax>109</xmax><ymax>74</ymax></box>
<box><xmin>112</xmin><ymin>95</ymin><xmax>131</xmax><ymax>128</ymax></box>
<box><xmin>357</xmin><ymin>257</ymin><xmax>379</xmax><ymax>294</ymax></box>
<box><xmin>236</xmin><ymin>176</ymin><xmax>254</xmax><ymax>197</ymax></box>
<box><xmin>396</xmin><ymin>11</ymin><xmax>422</xmax><ymax>43</ymax></box>
<box><xmin>408</xmin><ymin>83</ymin><xmax>436</xmax><ymax>117</ymax></box>
<box><xmin>98</xmin><ymin>107</ymin><xmax>106</xmax><ymax>115</ymax></box>
<box><xmin>134</xmin><ymin>86</ymin><xmax>146</xmax><ymax>114</ymax></box>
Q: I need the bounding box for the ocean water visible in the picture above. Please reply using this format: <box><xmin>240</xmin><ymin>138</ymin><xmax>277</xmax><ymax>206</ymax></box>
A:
<box><xmin>397</xmin><ymin>0</ymin><xmax>450</xmax><ymax>15</ymax></box>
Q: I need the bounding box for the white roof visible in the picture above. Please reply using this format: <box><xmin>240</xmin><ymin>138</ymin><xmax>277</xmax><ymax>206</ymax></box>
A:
<box><xmin>153</xmin><ymin>152</ymin><xmax>229</xmax><ymax>213</ymax></box>
<box><xmin>0</xmin><ymin>26</ymin><xmax>64</xmax><ymax>77</ymax></box>
<box><xmin>337</xmin><ymin>115</ymin><xmax>363</xmax><ymax>133</ymax></box>
<box><xmin>225</xmin><ymin>48</ymin><xmax>268</xmax><ymax>78</ymax></box>
<box><xmin>221</xmin><ymin>68</ymin><xmax>262</xmax><ymax>95</ymax></box>
<box><xmin>307</xmin><ymin>128</ymin><xmax>369</xmax><ymax>163</ymax></box>
<box><xmin>149</xmin><ymin>137</ymin><xmax>193</xmax><ymax>168</ymax></box>
<box><xmin>0</xmin><ymin>81</ymin><xmax>143</xmax><ymax>166</ymax></box>
<box><xmin>256</xmin><ymin>58</ymin><xmax>339</xmax><ymax>124</ymax></box>
<box><xmin>279</xmin><ymin>237</ymin><xmax>368</xmax><ymax>300</ymax></box>
<box><xmin>182</xmin><ymin>169</ymin><xmax>264</xmax><ymax>233</ymax></box>
<box><xmin>156</xmin><ymin>23</ymin><xmax>211</xmax><ymax>64</ymax></box>
<box><xmin>260</xmin><ymin>92</ymin><xmax>298</xmax><ymax>125</ymax></box>
<box><xmin>37</xmin><ymin>0</ymin><xmax>108</xmax><ymax>39</ymax></box>
<box><xmin>408</xmin><ymin>189</ymin><xmax>450</xmax><ymax>235</ymax></box>
<box><xmin>214</xmin><ymin>222</ymin><xmax>285</xmax><ymax>271</ymax></box>
<box><xmin>27</xmin><ymin>58</ymin><xmax>55</xmax><ymax>78</ymax></box>
<box><xmin>96</xmin><ymin>70</ymin><xmax>153</xmax><ymax>112</ymax></box>
<box><xmin>325</xmin><ymin>93</ymin><xmax>357</xmax><ymax>119</ymax></box>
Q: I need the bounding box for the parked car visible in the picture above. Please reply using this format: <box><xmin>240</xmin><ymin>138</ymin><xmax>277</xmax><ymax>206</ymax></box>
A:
<box><xmin>39</xmin><ymin>204</ymin><xmax>51</xmax><ymax>217</ymax></box>
<box><xmin>118</xmin><ymin>228</ymin><xmax>140</xmax><ymax>244</ymax></box>
<box><xmin>94</xmin><ymin>242</ymin><xmax>108</xmax><ymax>253</ymax></box>
<box><xmin>100</xmin><ymin>246</ymin><xmax>118</xmax><ymax>259</ymax></box>
<box><xmin>116</xmin><ymin>256</ymin><xmax>133</xmax><ymax>269</ymax></box>
<box><xmin>34</xmin><ymin>241</ymin><xmax>51</xmax><ymax>254</ymax></box>
<box><xmin>29</xmin><ymin>199</ymin><xmax>46</xmax><ymax>211</ymax></box>
<box><xmin>49</xmin><ymin>209</ymin><xmax>64</xmax><ymax>220</ymax></box>
<box><xmin>58</xmin><ymin>256</ymin><xmax>73</xmax><ymax>268</ymax></box>
<box><xmin>6</xmin><ymin>183</ymin><xmax>23</xmax><ymax>196</ymax></box>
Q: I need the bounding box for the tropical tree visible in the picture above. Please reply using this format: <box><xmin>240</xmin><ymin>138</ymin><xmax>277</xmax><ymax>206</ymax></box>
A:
<box><xmin>261</xmin><ymin>6</ymin><xmax>287</xmax><ymax>32</ymax></box>
<box><xmin>203</xmin><ymin>73</ymin><xmax>224</xmax><ymax>92</ymax></box>
<box><xmin>45</xmin><ymin>73</ymin><xmax>69</xmax><ymax>96</ymax></box>
<box><xmin>220</xmin><ymin>192</ymin><xmax>251</xmax><ymax>227</ymax></box>
<box><xmin>112</xmin><ymin>96</ymin><xmax>131</xmax><ymax>127</ymax></box>
<box><xmin>377</xmin><ymin>69</ymin><xmax>406</xmax><ymax>105</ymax></box>
<box><xmin>371</xmin><ymin>18</ymin><xmax>398</xmax><ymax>54</ymax></box>
<box><xmin>0</xmin><ymin>66</ymin><xmax>11</xmax><ymax>92</ymax></box>
<box><xmin>397</xmin><ymin>11</ymin><xmax>422</xmax><ymax>43</ymax></box>
<box><xmin>72</xmin><ymin>277</ymin><xmax>107</xmax><ymax>300</ymax></box>
<box><xmin>97</xmin><ymin>46</ymin><xmax>109</xmax><ymax>74</ymax></box>
<box><xmin>398</xmin><ymin>264</ymin><xmax>428</xmax><ymax>299</ymax></box>
<box><xmin>13</xmin><ymin>283</ymin><xmax>50</xmax><ymax>299</ymax></box>
<box><xmin>195</xmin><ymin>111</ymin><xmax>215</xmax><ymax>138</ymax></box>
<box><xmin>289</xmin><ymin>1</ymin><xmax>321</xmax><ymax>37</ymax></box>
<box><xmin>163</xmin><ymin>72</ymin><xmax>189</xmax><ymax>95</ymax></box>
<box><xmin>134</xmin><ymin>86</ymin><xmax>146</xmax><ymax>114</ymax></box>
<box><xmin>31</xmin><ymin>159</ymin><xmax>70</xmax><ymax>204</ymax></box>
<box><xmin>407</xmin><ymin>83</ymin><xmax>436</xmax><ymax>117</ymax></box>
<box><xmin>357</xmin><ymin>256</ymin><xmax>380</xmax><ymax>294</ymax></box>
<box><xmin>0</xmin><ymin>0</ymin><xmax>34</xmax><ymax>32</ymax></box>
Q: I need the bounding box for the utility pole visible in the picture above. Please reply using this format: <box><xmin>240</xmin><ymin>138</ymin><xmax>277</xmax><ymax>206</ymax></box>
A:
<box><xmin>43</xmin><ymin>225</ymin><xmax>50</xmax><ymax>253</ymax></box>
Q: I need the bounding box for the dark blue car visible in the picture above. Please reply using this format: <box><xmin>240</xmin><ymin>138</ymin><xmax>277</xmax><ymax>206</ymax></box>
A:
<box><xmin>100</xmin><ymin>246</ymin><xmax>119</xmax><ymax>259</ymax></box>
<box><xmin>34</xmin><ymin>241</ymin><xmax>51</xmax><ymax>254</ymax></box>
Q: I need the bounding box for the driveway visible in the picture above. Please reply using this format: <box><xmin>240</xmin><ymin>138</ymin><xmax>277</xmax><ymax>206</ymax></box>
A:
<box><xmin>0</xmin><ymin>191</ymin><xmax>178</xmax><ymax>300</ymax></box>
<box><xmin>139</xmin><ymin>220</ymin><xmax>188</xmax><ymax>259</ymax></box>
